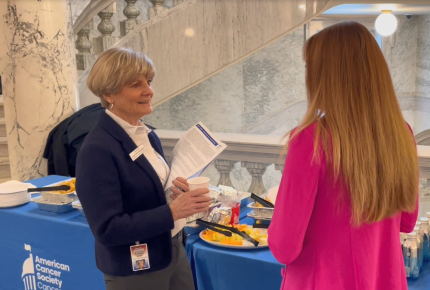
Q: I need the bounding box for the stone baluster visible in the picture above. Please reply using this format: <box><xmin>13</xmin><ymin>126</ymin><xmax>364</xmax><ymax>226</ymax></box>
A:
<box><xmin>275</xmin><ymin>164</ymin><xmax>284</xmax><ymax>174</ymax></box>
<box><xmin>214</xmin><ymin>160</ymin><xmax>236</xmax><ymax>187</ymax></box>
<box><xmin>75</xmin><ymin>22</ymin><xmax>96</xmax><ymax>72</ymax></box>
<box><xmin>241</xmin><ymin>161</ymin><xmax>270</xmax><ymax>196</ymax></box>
<box><xmin>93</xmin><ymin>3</ymin><xmax>117</xmax><ymax>54</ymax></box>
<box><xmin>120</xmin><ymin>0</ymin><xmax>141</xmax><ymax>36</ymax></box>
<box><xmin>149</xmin><ymin>0</ymin><xmax>168</xmax><ymax>20</ymax></box>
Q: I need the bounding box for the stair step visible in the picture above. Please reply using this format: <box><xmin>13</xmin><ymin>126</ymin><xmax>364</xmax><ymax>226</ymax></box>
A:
<box><xmin>0</xmin><ymin>165</ymin><xmax>11</xmax><ymax>179</ymax></box>
<box><xmin>0</xmin><ymin>138</ymin><xmax>8</xmax><ymax>158</ymax></box>
<box><xmin>0</xmin><ymin>118</ymin><xmax>5</xmax><ymax>125</ymax></box>
<box><xmin>0</xmin><ymin>157</ymin><xmax>9</xmax><ymax>166</ymax></box>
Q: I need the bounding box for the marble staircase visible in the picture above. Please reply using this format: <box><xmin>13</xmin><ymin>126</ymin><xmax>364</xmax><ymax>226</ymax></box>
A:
<box><xmin>75</xmin><ymin>0</ymin><xmax>333</xmax><ymax>108</ymax></box>
<box><xmin>74</xmin><ymin>0</ymin><xmax>430</xmax><ymax>109</ymax></box>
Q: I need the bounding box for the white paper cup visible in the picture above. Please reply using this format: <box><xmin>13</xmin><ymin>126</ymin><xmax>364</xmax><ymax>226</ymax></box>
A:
<box><xmin>187</xmin><ymin>177</ymin><xmax>210</xmax><ymax>191</ymax></box>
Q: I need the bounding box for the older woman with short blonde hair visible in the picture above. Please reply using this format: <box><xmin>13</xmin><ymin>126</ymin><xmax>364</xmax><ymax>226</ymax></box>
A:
<box><xmin>76</xmin><ymin>47</ymin><xmax>211</xmax><ymax>290</ymax></box>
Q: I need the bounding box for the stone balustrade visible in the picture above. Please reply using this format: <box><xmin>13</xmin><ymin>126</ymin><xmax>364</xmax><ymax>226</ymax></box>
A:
<box><xmin>156</xmin><ymin>131</ymin><xmax>430</xmax><ymax>198</ymax></box>
<box><xmin>74</xmin><ymin>0</ymin><xmax>176</xmax><ymax>72</ymax></box>
<box><xmin>93</xmin><ymin>3</ymin><xmax>118</xmax><ymax>54</ymax></box>
<box><xmin>120</xmin><ymin>0</ymin><xmax>141</xmax><ymax>36</ymax></box>
<box><xmin>156</xmin><ymin>129</ymin><xmax>285</xmax><ymax>195</ymax></box>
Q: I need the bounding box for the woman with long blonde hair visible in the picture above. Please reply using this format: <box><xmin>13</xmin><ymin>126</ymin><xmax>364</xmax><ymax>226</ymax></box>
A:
<box><xmin>268</xmin><ymin>22</ymin><xmax>419</xmax><ymax>290</ymax></box>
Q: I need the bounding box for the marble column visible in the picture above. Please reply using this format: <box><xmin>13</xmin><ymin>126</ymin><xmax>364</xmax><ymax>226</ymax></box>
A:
<box><xmin>0</xmin><ymin>0</ymin><xmax>77</xmax><ymax>180</ymax></box>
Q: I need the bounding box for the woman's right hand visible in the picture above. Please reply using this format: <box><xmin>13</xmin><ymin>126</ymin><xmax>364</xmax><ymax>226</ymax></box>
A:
<box><xmin>169</xmin><ymin>188</ymin><xmax>212</xmax><ymax>221</ymax></box>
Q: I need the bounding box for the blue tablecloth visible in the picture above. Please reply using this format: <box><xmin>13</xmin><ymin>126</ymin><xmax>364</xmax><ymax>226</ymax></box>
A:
<box><xmin>184</xmin><ymin>199</ymin><xmax>254</xmax><ymax>290</ymax></box>
<box><xmin>2</xmin><ymin>176</ymin><xmax>429</xmax><ymax>290</ymax></box>
<box><xmin>0</xmin><ymin>176</ymin><xmax>104</xmax><ymax>290</ymax></box>
<box><xmin>193</xmin><ymin>216</ymin><xmax>430</xmax><ymax>290</ymax></box>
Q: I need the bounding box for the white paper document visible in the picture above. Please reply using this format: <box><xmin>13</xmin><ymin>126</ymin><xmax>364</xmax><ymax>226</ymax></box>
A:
<box><xmin>165</xmin><ymin>122</ymin><xmax>227</xmax><ymax>236</ymax></box>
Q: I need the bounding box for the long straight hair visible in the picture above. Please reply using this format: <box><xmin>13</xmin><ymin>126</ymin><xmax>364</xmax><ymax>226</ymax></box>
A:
<box><xmin>286</xmin><ymin>22</ymin><xmax>418</xmax><ymax>224</ymax></box>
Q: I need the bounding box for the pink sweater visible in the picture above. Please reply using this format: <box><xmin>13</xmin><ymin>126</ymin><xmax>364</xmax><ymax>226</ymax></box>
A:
<box><xmin>268</xmin><ymin>123</ymin><xmax>419</xmax><ymax>290</ymax></box>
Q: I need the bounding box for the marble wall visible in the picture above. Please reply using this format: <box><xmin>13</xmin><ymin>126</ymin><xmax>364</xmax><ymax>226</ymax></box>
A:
<box><xmin>144</xmin><ymin>28</ymin><xmax>306</xmax><ymax>134</ymax></box>
<box><xmin>385</xmin><ymin>17</ymin><xmax>419</xmax><ymax>95</ymax></box>
<box><xmin>416</xmin><ymin>15</ymin><xmax>430</xmax><ymax>98</ymax></box>
<box><xmin>0</xmin><ymin>0</ymin><xmax>78</xmax><ymax>180</ymax></box>
<box><xmin>384</xmin><ymin>15</ymin><xmax>430</xmax><ymax>135</ymax></box>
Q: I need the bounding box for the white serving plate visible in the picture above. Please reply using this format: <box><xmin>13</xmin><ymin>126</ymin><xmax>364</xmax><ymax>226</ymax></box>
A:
<box><xmin>0</xmin><ymin>196</ymin><xmax>31</xmax><ymax>208</ymax></box>
<box><xmin>0</xmin><ymin>181</ymin><xmax>34</xmax><ymax>207</ymax></box>
<box><xmin>0</xmin><ymin>180</ymin><xmax>36</xmax><ymax>194</ymax></box>
<box><xmin>199</xmin><ymin>230</ymin><xmax>269</xmax><ymax>250</ymax></box>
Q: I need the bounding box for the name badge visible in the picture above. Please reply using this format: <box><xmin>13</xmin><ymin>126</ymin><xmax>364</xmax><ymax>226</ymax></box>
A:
<box><xmin>129</xmin><ymin>144</ymin><xmax>147</xmax><ymax>161</ymax></box>
<box><xmin>130</xmin><ymin>244</ymin><xmax>150</xmax><ymax>271</ymax></box>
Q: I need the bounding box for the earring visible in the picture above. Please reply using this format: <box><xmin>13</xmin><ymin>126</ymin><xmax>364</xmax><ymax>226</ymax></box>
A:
<box><xmin>110</xmin><ymin>103</ymin><xmax>114</xmax><ymax>111</ymax></box>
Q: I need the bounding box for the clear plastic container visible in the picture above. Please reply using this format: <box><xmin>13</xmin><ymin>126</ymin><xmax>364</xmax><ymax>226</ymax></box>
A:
<box><xmin>404</xmin><ymin>232</ymin><xmax>420</xmax><ymax>278</ymax></box>
<box><xmin>420</xmin><ymin>217</ymin><xmax>430</xmax><ymax>261</ymax></box>
<box><xmin>413</xmin><ymin>226</ymin><xmax>424</xmax><ymax>271</ymax></box>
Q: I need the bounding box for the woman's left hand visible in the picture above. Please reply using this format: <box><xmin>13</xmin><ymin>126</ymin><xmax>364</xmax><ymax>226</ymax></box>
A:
<box><xmin>170</xmin><ymin>177</ymin><xmax>189</xmax><ymax>200</ymax></box>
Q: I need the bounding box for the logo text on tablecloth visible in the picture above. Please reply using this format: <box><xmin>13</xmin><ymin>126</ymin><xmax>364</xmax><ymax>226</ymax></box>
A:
<box><xmin>22</xmin><ymin>244</ymin><xmax>71</xmax><ymax>290</ymax></box>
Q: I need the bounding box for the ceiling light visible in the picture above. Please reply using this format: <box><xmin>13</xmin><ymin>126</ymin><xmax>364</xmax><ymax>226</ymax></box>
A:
<box><xmin>375</xmin><ymin>10</ymin><xmax>398</xmax><ymax>37</ymax></box>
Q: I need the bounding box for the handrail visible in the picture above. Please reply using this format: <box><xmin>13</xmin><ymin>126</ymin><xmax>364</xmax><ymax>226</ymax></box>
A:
<box><xmin>156</xmin><ymin>130</ymin><xmax>285</xmax><ymax>165</ymax></box>
<box><xmin>73</xmin><ymin>0</ymin><xmax>117</xmax><ymax>34</ymax></box>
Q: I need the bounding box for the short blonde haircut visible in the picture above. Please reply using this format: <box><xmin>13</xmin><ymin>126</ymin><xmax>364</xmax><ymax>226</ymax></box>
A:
<box><xmin>87</xmin><ymin>47</ymin><xmax>156</xmax><ymax>108</ymax></box>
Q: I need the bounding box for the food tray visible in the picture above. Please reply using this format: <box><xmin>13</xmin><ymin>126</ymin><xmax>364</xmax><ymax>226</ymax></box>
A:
<box><xmin>72</xmin><ymin>200</ymin><xmax>85</xmax><ymax>217</ymax></box>
<box><xmin>40</xmin><ymin>179</ymin><xmax>77</xmax><ymax>203</ymax></box>
<box><xmin>41</xmin><ymin>191</ymin><xmax>77</xmax><ymax>203</ymax></box>
<box><xmin>247</xmin><ymin>202</ymin><xmax>274</xmax><ymax>219</ymax></box>
<box><xmin>247</xmin><ymin>210</ymin><xmax>272</xmax><ymax>220</ymax></box>
<box><xmin>32</xmin><ymin>197</ymin><xmax>76</xmax><ymax>213</ymax></box>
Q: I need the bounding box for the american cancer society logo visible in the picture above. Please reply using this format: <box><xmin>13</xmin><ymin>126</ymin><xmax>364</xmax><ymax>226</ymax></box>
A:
<box><xmin>22</xmin><ymin>244</ymin><xmax>70</xmax><ymax>290</ymax></box>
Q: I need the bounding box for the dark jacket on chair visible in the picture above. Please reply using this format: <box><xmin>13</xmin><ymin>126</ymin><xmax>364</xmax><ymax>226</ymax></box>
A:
<box><xmin>43</xmin><ymin>104</ymin><xmax>104</xmax><ymax>177</ymax></box>
<box><xmin>76</xmin><ymin>111</ymin><xmax>174</xmax><ymax>277</ymax></box>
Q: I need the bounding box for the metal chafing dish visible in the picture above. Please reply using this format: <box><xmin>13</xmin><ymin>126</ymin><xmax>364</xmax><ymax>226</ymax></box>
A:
<box><xmin>40</xmin><ymin>179</ymin><xmax>77</xmax><ymax>204</ymax></box>
<box><xmin>247</xmin><ymin>202</ymin><xmax>274</xmax><ymax>219</ymax></box>
<box><xmin>32</xmin><ymin>197</ymin><xmax>76</xmax><ymax>213</ymax></box>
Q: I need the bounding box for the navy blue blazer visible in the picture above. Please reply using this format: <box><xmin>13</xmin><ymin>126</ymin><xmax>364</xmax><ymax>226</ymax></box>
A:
<box><xmin>76</xmin><ymin>112</ymin><xmax>174</xmax><ymax>277</ymax></box>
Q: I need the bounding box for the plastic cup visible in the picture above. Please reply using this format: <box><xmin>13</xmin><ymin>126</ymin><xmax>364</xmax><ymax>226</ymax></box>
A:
<box><xmin>187</xmin><ymin>177</ymin><xmax>210</xmax><ymax>191</ymax></box>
